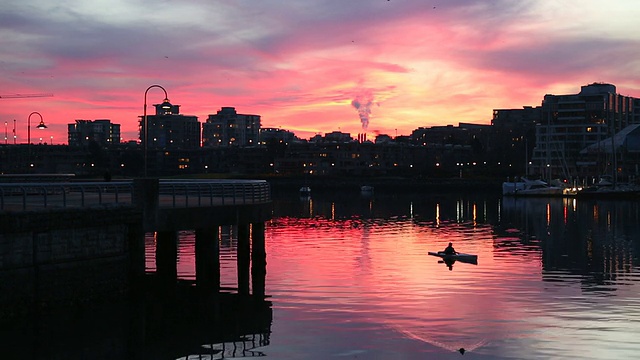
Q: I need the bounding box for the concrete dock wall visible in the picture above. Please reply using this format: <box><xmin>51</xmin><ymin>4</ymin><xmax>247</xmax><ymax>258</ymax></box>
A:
<box><xmin>0</xmin><ymin>207</ymin><xmax>143</xmax><ymax>317</ymax></box>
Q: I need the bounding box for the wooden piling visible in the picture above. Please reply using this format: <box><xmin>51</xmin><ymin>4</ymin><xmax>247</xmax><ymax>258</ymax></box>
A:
<box><xmin>195</xmin><ymin>227</ymin><xmax>220</xmax><ymax>292</ymax></box>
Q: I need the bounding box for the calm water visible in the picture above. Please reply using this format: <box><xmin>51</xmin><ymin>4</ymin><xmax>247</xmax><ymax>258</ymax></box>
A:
<box><xmin>146</xmin><ymin>190</ymin><xmax>640</xmax><ymax>360</ymax></box>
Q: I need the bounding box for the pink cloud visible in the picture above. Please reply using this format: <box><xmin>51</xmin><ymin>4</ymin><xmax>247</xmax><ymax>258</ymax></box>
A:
<box><xmin>1</xmin><ymin>1</ymin><xmax>640</xmax><ymax>143</ymax></box>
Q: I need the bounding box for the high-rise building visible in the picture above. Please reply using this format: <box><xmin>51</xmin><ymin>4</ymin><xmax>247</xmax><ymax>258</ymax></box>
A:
<box><xmin>68</xmin><ymin>119</ymin><xmax>120</xmax><ymax>147</ymax></box>
<box><xmin>202</xmin><ymin>107</ymin><xmax>260</xmax><ymax>147</ymax></box>
<box><xmin>530</xmin><ymin>83</ymin><xmax>640</xmax><ymax>179</ymax></box>
<box><xmin>140</xmin><ymin>100</ymin><xmax>200</xmax><ymax>150</ymax></box>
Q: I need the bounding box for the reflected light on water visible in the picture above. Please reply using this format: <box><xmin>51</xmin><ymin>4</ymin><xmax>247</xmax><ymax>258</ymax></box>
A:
<box><xmin>546</xmin><ymin>202</ymin><xmax>551</xmax><ymax>226</ymax></box>
<box><xmin>331</xmin><ymin>201</ymin><xmax>335</xmax><ymax>220</ymax></box>
<box><xmin>143</xmin><ymin>191</ymin><xmax>640</xmax><ymax>359</ymax></box>
<box><xmin>472</xmin><ymin>202</ymin><xmax>477</xmax><ymax>227</ymax></box>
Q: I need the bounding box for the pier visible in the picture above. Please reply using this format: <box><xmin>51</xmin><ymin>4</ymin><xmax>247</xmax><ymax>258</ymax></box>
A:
<box><xmin>0</xmin><ymin>179</ymin><xmax>272</xmax><ymax>316</ymax></box>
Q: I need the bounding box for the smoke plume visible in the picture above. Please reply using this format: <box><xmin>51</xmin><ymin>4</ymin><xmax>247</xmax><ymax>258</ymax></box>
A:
<box><xmin>351</xmin><ymin>89</ymin><xmax>375</xmax><ymax>130</ymax></box>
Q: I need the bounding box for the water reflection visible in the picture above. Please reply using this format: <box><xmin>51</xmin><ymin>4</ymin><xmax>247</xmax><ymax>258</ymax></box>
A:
<box><xmin>499</xmin><ymin>197</ymin><xmax>640</xmax><ymax>293</ymax></box>
<box><xmin>264</xmin><ymin>190</ymin><xmax>640</xmax><ymax>359</ymax></box>
<box><xmin>5</xmin><ymin>190</ymin><xmax>640</xmax><ymax>359</ymax></box>
<box><xmin>1</xmin><ymin>279</ymin><xmax>272</xmax><ymax>359</ymax></box>
<box><xmin>441</xmin><ymin>258</ymin><xmax>455</xmax><ymax>271</ymax></box>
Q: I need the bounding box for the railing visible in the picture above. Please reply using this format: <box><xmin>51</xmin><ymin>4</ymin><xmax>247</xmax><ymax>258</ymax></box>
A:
<box><xmin>159</xmin><ymin>180</ymin><xmax>272</xmax><ymax>207</ymax></box>
<box><xmin>0</xmin><ymin>179</ymin><xmax>271</xmax><ymax>211</ymax></box>
<box><xmin>0</xmin><ymin>182</ymin><xmax>134</xmax><ymax>211</ymax></box>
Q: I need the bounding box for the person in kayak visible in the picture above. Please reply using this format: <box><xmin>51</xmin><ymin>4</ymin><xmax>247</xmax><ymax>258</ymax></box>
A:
<box><xmin>443</xmin><ymin>242</ymin><xmax>457</xmax><ymax>255</ymax></box>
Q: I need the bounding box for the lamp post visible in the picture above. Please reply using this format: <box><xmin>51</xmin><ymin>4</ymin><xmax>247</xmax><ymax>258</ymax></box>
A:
<box><xmin>27</xmin><ymin>111</ymin><xmax>47</xmax><ymax>145</ymax></box>
<box><xmin>143</xmin><ymin>84</ymin><xmax>170</xmax><ymax>177</ymax></box>
<box><xmin>27</xmin><ymin>112</ymin><xmax>47</xmax><ymax>170</ymax></box>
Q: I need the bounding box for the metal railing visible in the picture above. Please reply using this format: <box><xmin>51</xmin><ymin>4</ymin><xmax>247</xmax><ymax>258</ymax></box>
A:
<box><xmin>158</xmin><ymin>180</ymin><xmax>271</xmax><ymax>208</ymax></box>
<box><xmin>0</xmin><ymin>182</ymin><xmax>134</xmax><ymax>211</ymax></box>
<box><xmin>0</xmin><ymin>179</ymin><xmax>271</xmax><ymax>211</ymax></box>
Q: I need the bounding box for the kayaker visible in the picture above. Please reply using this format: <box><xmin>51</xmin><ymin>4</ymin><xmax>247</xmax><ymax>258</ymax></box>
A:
<box><xmin>443</xmin><ymin>242</ymin><xmax>457</xmax><ymax>255</ymax></box>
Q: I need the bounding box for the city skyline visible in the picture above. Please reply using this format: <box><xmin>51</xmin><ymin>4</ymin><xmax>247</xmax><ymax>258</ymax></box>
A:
<box><xmin>2</xmin><ymin>1</ymin><xmax>640</xmax><ymax>144</ymax></box>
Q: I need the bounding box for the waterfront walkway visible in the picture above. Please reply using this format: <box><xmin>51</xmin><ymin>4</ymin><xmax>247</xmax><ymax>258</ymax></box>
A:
<box><xmin>0</xmin><ymin>179</ymin><xmax>271</xmax><ymax>211</ymax></box>
<box><xmin>0</xmin><ymin>178</ymin><xmax>272</xmax><ymax>316</ymax></box>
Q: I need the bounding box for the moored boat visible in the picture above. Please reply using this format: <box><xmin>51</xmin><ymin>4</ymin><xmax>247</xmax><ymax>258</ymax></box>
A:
<box><xmin>502</xmin><ymin>177</ymin><xmax>565</xmax><ymax>197</ymax></box>
<box><xmin>576</xmin><ymin>183</ymin><xmax>640</xmax><ymax>198</ymax></box>
<box><xmin>360</xmin><ymin>185</ymin><xmax>374</xmax><ymax>193</ymax></box>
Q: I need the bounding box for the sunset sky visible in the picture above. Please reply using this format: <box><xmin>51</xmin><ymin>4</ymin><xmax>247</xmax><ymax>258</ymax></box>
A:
<box><xmin>2</xmin><ymin>0</ymin><xmax>640</xmax><ymax>144</ymax></box>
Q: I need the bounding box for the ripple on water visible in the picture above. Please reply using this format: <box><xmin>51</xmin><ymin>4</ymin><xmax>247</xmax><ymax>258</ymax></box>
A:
<box><xmin>144</xmin><ymin>197</ymin><xmax>640</xmax><ymax>359</ymax></box>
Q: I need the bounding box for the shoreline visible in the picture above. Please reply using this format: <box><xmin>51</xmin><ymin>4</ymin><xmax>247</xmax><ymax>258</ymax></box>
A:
<box><xmin>263</xmin><ymin>175</ymin><xmax>502</xmax><ymax>192</ymax></box>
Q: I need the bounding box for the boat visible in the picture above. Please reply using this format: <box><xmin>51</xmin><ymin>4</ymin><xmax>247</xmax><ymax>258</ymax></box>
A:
<box><xmin>299</xmin><ymin>186</ymin><xmax>311</xmax><ymax>196</ymax></box>
<box><xmin>575</xmin><ymin>177</ymin><xmax>640</xmax><ymax>198</ymax></box>
<box><xmin>428</xmin><ymin>251</ymin><xmax>478</xmax><ymax>265</ymax></box>
<box><xmin>360</xmin><ymin>185</ymin><xmax>374</xmax><ymax>193</ymax></box>
<box><xmin>502</xmin><ymin>177</ymin><xmax>565</xmax><ymax>197</ymax></box>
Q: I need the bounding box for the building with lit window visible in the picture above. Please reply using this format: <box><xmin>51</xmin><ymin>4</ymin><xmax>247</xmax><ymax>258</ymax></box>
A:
<box><xmin>529</xmin><ymin>83</ymin><xmax>640</xmax><ymax>179</ymax></box>
<box><xmin>259</xmin><ymin>128</ymin><xmax>296</xmax><ymax>145</ymax></box>
<box><xmin>68</xmin><ymin>119</ymin><xmax>121</xmax><ymax>147</ymax></box>
<box><xmin>140</xmin><ymin>100</ymin><xmax>200</xmax><ymax>150</ymax></box>
<box><xmin>202</xmin><ymin>107</ymin><xmax>260</xmax><ymax>147</ymax></box>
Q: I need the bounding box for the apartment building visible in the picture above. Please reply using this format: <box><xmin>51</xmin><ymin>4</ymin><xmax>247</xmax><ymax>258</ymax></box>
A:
<box><xmin>529</xmin><ymin>83</ymin><xmax>640</xmax><ymax>179</ymax></box>
<box><xmin>140</xmin><ymin>100</ymin><xmax>200</xmax><ymax>150</ymax></box>
<box><xmin>202</xmin><ymin>107</ymin><xmax>261</xmax><ymax>147</ymax></box>
<box><xmin>68</xmin><ymin>119</ymin><xmax>121</xmax><ymax>147</ymax></box>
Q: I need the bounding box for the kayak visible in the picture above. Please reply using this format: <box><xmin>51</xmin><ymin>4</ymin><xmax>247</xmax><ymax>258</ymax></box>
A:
<box><xmin>428</xmin><ymin>251</ymin><xmax>478</xmax><ymax>264</ymax></box>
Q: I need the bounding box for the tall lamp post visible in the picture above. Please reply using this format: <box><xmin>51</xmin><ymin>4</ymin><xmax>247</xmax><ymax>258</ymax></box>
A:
<box><xmin>27</xmin><ymin>112</ymin><xmax>47</xmax><ymax>170</ymax></box>
<box><xmin>143</xmin><ymin>85</ymin><xmax>170</xmax><ymax>178</ymax></box>
<box><xmin>28</xmin><ymin>111</ymin><xmax>47</xmax><ymax>145</ymax></box>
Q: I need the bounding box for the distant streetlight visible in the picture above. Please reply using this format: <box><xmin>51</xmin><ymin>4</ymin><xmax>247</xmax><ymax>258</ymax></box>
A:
<box><xmin>27</xmin><ymin>112</ymin><xmax>47</xmax><ymax>168</ymax></box>
<box><xmin>27</xmin><ymin>111</ymin><xmax>47</xmax><ymax>145</ymax></box>
<box><xmin>143</xmin><ymin>84</ymin><xmax>170</xmax><ymax>177</ymax></box>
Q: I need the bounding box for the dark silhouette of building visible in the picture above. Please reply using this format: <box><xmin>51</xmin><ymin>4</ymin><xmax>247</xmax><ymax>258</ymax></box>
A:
<box><xmin>140</xmin><ymin>100</ymin><xmax>200</xmax><ymax>150</ymax></box>
<box><xmin>68</xmin><ymin>119</ymin><xmax>121</xmax><ymax>147</ymax></box>
<box><xmin>530</xmin><ymin>83</ymin><xmax>640</xmax><ymax>180</ymax></box>
<box><xmin>259</xmin><ymin>128</ymin><xmax>296</xmax><ymax>145</ymax></box>
<box><xmin>322</xmin><ymin>131</ymin><xmax>353</xmax><ymax>143</ymax></box>
<box><xmin>202</xmin><ymin>107</ymin><xmax>260</xmax><ymax>147</ymax></box>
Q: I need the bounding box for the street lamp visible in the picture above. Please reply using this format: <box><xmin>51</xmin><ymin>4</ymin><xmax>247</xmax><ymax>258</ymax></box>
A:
<box><xmin>28</xmin><ymin>111</ymin><xmax>47</xmax><ymax>145</ymax></box>
<box><xmin>143</xmin><ymin>84</ymin><xmax>170</xmax><ymax>177</ymax></box>
<box><xmin>27</xmin><ymin>112</ymin><xmax>46</xmax><ymax>170</ymax></box>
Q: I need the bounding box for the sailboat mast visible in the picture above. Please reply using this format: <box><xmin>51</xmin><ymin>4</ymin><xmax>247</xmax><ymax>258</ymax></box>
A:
<box><xmin>610</xmin><ymin>98</ymin><xmax>617</xmax><ymax>188</ymax></box>
<box><xmin>525</xmin><ymin>137</ymin><xmax>528</xmax><ymax>177</ymax></box>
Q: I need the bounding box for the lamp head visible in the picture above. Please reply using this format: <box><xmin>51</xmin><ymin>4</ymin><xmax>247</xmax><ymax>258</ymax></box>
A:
<box><xmin>36</xmin><ymin>119</ymin><xmax>47</xmax><ymax>129</ymax></box>
<box><xmin>160</xmin><ymin>98</ymin><xmax>172</xmax><ymax>114</ymax></box>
